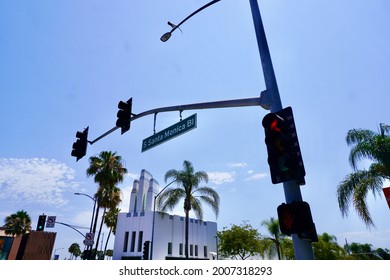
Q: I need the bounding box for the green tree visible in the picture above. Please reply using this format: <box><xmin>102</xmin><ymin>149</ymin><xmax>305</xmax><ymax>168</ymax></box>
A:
<box><xmin>68</xmin><ymin>243</ymin><xmax>81</xmax><ymax>260</ymax></box>
<box><xmin>3</xmin><ymin>210</ymin><xmax>32</xmax><ymax>237</ymax></box>
<box><xmin>157</xmin><ymin>160</ymin><xmax>220</xmax><ymax>259</ymax></box>
<box><xmin>105</xmin><ymin>249</ymin><xmax>113</xmax><ymax>260</ymax></box>
<box><xmin>260</xmin><ymin>217</ymin><xmax>284</xmax><ymax>260</ymax></box>
<box><xmin>313</xmin><ymin>233</ymin><xmax>346</xmax><ymax>260</ymax></box>
<box><xmin>86</xmin><ymin>151</ymin><xmax>127</xmax><ymax>259</ymax></box>
<box><xmin>375</xmin><ymin>248</ymin><xmax>390</xmax><ymax>260</ymax></box>
<box><xmin>217</xmin><ymin>222</ymin><xmax>261</xmax><ymax>260</ymax></box>
<box><xmin>344</xmin><ymin>242</ymin><xmax>382</xmax><ymax>259</ymax></box>
<box><xmin>337</xmin><ymin>123</ymin><xmax>390</xmax><ymax>228</ymax></box>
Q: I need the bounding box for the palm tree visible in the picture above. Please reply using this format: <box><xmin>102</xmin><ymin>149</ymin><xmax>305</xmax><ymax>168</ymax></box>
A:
<box><xmin>260</xmin><ymin>217</ymin><xmax>284</xmax><ymax>260</ymax></box>
<box><xmin>3</xmin><ymin>210</ymin><xmax>32</xmax><ymax>237</ymax></box>
<box><xmin>86</xmin><ymin>151</ymin><xmax>127</xmax><ymax>259</ymax></box>
<box><xmin>337</xmin><ymin>123</ymin><xmax>390</xmax><ymax>228</ymax></box>
<box><xmin>157</xmin><ymin>160</ymin><xmax>220</xmax><ymax>259</ymax></box>
<box><xmin>103</xmin><ymin>207</ymin><xmax>120</xmax><ymax>257</ymax></box>
<box><xmin>94</xmin><ymin>185</ymin><xmax>122</xmax><ymax>259</ymax></box>
<box><xmin>68</xmin><ymin>243</ymin><xmax>81</xmax><ymax>260</ymax></box>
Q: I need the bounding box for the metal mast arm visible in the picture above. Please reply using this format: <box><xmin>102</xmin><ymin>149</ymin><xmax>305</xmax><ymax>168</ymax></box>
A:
<box><xmin>89</xmin><ymin>95</ymin><xmax>266</xmax><ymax>145</ymax></box>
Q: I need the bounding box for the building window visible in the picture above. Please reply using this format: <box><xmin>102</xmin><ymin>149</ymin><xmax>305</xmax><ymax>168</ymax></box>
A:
<box><xmin>168</xmin><ymin>242</ymin><xmax>173</xmax><ymax>255</ymax></box>
<box><xmin>138</xmin><ymin>231</ymin><xmax>143</xmax><ymax>252</ymax></box>
<box><xmin>123</xmin><ymin>232</ymin><xmax>129</xmax><ymax>252</ymax></box>
<box><xmin>204</xmin><ymin>246</ymin><xmax>208</xmax><ymax>258</ymax></box>
<box><xmin>190</xmin><ymin>244</ymin><xmax>193</xmax><ymax>256</ymax></box>
<box><xmin>179</xmin><ymin>243</ymin><xmax>183</xmax><ymax>255</ymax></box>
<box><xmin>195</xmin><ymin>245</ymin><xmax>198</xmax><ymax>257</ymax></box>
<box><xmin>130</xmin><ymin>231</ymin><xmax>136</xmax><ymax>252</ymax></box>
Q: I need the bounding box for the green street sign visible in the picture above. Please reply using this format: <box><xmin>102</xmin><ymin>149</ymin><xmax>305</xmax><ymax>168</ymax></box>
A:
<box><xmin>142</xmin><ymin>114</ymin><xmax>197</xmax><ymax>152</ymax></box>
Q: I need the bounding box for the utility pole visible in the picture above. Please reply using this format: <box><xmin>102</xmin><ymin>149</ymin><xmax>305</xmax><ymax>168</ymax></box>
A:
<box><xmin>249</xmin><ymin>0</ymin><xmax>314</xmax><ymax>259</ymax></box>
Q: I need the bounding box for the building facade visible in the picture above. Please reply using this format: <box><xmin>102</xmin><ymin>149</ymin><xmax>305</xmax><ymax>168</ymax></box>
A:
<box><xmin>113</xmin><ymin>169</ymin><xmax>217</xmax><ymax>260</ymax></box>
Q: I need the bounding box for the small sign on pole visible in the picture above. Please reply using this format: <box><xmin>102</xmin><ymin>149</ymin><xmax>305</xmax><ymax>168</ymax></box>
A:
<box><xmin>84</xmin><ymin>232</ymin><xmax>94</xmax><ymax>246</ymax></box>
<box><xmin>46</xmin><ymin>216</ymin><xmax>56</xmax><ymax>228</ymax></box>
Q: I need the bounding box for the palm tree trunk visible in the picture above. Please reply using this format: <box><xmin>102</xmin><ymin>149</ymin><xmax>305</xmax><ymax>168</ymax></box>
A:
<box><xmin>94</xmin><ymin>207</ymin><xmax>106</xmax><ymax>259</ymax></box>
<box><xmin>185</xmin><ymin>210</ymin><xmax>189</xmax><ymax>259</ymax></box>
<box><xmin>90</xmin><ymin>202</ymin><xmax>100</xmax><ymax>259</ymax></box>
<box><xmin>275</xmin><ymin>240</ymin><xmax>281</xmax><ymax>260</ymax></box>
<box><xmin>104</xmin><ymin>227</ymin><xmax>112</xmax><ymax>257</ymax></box>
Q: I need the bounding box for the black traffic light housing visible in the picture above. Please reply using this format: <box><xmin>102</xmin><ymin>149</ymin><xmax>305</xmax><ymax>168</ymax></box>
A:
<box><xmin>277</xmin><ymin>201</ymin><xmax>318</xmax><ymax>242</ymax></box>
<box><xmin>262</xmin><ymin>106</ymin><xmax>305</xmax><ymax>185</ymax></box>
<box><xmin>36</xmin><ymin>214</ymin><xmax>46</xmax><ymax>231</ymax></box>
<box><xmin>142</xmin><ymin>241</ymin><xmax>150</xmax><ymax>260</ymax></box>
<box><xmin>71</xmin><ymin>127</ymin><xmax>89</xmax><ymax>161</ymax></box>
<box><xmin>116</xmin><ymin>98</ymin><xmax>133</xmax><ymax>135</ymax></box>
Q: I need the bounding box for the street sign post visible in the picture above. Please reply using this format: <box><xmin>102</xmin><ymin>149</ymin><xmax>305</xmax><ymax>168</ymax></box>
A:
<box><xmin>142</xmin><ymin>114</ymin><xmax>197</xmax><ymax>152</ymax></box>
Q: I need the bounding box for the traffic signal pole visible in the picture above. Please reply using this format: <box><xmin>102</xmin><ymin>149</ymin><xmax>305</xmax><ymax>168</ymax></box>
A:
<box><xmin>88</xmin><ymin>94</ymin><xmax>270</xmax><ymax>145</ymax></box>
<box><xmin>249</xmin><ymin>0</ymin><xmax>314</xmax><ymax>259</ymax></box>
<box><xmin>78</xmin><ymin>0</ymin><xmax>315</xmax><ymax>259</ymax></box>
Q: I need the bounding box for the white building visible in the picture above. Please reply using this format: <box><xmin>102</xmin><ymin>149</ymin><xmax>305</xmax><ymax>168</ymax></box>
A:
<box><xmin>113</xmin><ymin>169</ymin><xmax>217</xmax><ymax>260</ymax></box>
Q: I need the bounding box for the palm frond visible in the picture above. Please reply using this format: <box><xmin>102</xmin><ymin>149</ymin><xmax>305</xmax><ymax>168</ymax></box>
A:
<box><xmin>337</xmin><ymin>168</ymin><xmax>383</xmax><ymax>228</ymax></box>
<box><xmin>337</xmin><ymin>171</ymin><xmax>367</xmax><ymax>218</ymax></box>
<box><xmin>157</xmin><ymin>188</ymin><xmax>186</xmax><ymax>213</ymax></box>
<box><xmin>193</xmin><ymin>186</ymin><xmax>220</xmax><ymax>217</ymax></box>
<box><xmin>353</xmin><ymin>184</ymin><xmax>375</xmax><ymax>228</ymax></box>
<box><xmin>346</xmin><ymin>129</ymin><xmax>375</xmax><ymax>147</ymax></box>
<box><xmin>190</xmin><ymin>197</ymin><xmax>204</xmax><ymax>221</ymax></box>
<box><xmin>349</xmin><ymin>142</ymin><xmax>375</xmax><ymax>170</ymax></box>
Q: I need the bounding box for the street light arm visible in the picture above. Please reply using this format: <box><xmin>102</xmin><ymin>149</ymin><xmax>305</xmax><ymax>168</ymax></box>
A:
<box><xmin>161</xmin><ymin>0</ymin><xmax>221</xmax><ymax>42</ymax></box>
<box><xmin>172</xmin><ymin>0</ymin><xmax>221</xmax><ymax>33</ymax></box>
<box><xmin>150</xmin><ymin>179</ymin><xmax>177</xmax><ymax>259</ymax></box>
<box><xmin>74</xmin><ymin>192</ymin><xmax>96</xmax><ymax>202</ymax></box>
<box><xmin>55</xmin><ymin>221</ymin><xmax>87</xmax><ymax>238</ymax></box>
<box><xmin>155</xmin><ymin>179</ymin><xmax>178</xmax><ymax>201</ymax></box>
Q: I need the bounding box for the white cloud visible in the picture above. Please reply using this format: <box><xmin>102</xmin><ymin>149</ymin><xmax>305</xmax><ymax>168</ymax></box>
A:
<box><xmin>207</xmin><ymin>172</ymin><xmax>235</xmax><ymax>185</ymax></box>
<box><xmin>228</xmin><ymin>162</ymin><xmax>248</xmax><ymax>168</ymax></box>
<box><xmin>245</xmin><ymin>172</ymin><xmax>268</xmax><ymax>181</ymax></box>
<box><xmin>0</xmin><ymin>158</ymin><xmax>78</xmax><ymax>207</ymax></box>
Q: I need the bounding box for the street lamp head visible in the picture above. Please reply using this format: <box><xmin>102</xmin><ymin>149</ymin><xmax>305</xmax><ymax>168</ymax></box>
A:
<box><xmin>160</xmin><ymin>32</ymin><xmax>172</xmax><ymax>42</ymax></box>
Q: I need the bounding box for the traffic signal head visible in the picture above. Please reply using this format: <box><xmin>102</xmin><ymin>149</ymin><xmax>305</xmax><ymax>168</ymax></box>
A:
<box><xmin>116</xmin><ymin>98</ymin><xmax>132</xmax><ymax>134</ymax></box>
<box><xmin>36</xmin><ymin>214</ymin><xmax>46</xmax><ymax>231</ymax></box>
<box><xmin>262</xmin><ymin>107</ymin><xmax>305</xmax><ymax>184</ymax></box>
<box><xmin>142</xmin><ymin>241</ymin><xmax>150</xmax><ymax>260</ymax></box>
<box><xmin>277</xmin><ymin>201</ymin><xmax>317</xmax><ymax>242</ymax></box>
<box><xmin>71</xmin><ymin>127</ymin><xmax>89</xmax><ymax>161</ymax></box>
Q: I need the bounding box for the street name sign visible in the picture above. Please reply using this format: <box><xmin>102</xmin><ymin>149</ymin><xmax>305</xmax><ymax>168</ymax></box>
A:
<box><xmin>142</xmin><ymin>114</ymin><xmax>197</xmax><ymax>152</ymax></box>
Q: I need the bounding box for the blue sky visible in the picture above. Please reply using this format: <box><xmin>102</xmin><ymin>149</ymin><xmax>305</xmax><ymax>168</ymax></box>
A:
<box><xmin>1</xmin><ymin>0</ymin><xmax>390</xmax><ymax>259</ymax></box>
